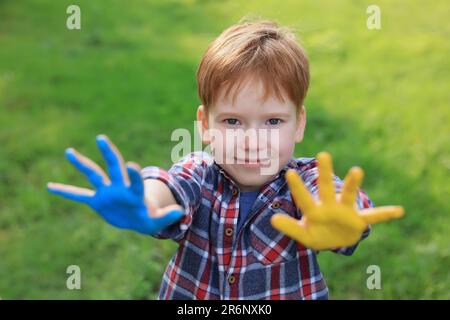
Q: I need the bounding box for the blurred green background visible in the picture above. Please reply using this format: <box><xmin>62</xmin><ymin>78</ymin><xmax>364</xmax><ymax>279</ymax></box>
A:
<box><xmin>0</xmin><ymin>0</ymin><xmax>448</xmax><ymax>299</ymax></box>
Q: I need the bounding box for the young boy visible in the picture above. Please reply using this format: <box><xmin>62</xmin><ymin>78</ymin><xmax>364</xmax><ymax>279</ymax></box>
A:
<box><xmin>47</xmin><ymin>19</ymin><xmax>404</xmax><ymax>299</ymax></box>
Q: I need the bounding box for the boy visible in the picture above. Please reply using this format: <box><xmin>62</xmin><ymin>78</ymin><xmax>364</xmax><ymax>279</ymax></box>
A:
<box><xmin>47</xmin><ymin>19</ymin><xmax>404</xmax><ymax>299</ymax></box>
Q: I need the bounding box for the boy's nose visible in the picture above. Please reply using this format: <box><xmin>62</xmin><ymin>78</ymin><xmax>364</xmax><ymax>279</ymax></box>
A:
<box><xmin>243</xmin><ymin>129</ymin><xmax>270</xmax><ymax>149</ymax></box>
<box><xmin>243</xmin><ymin>132</ymin><xmax>260</xmax><ymax>151</ymax></box>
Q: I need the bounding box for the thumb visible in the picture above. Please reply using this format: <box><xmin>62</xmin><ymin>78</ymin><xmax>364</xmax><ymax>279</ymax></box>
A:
<box><xmin>151</xmin><ymin>205</ymin><xmax>185</xmax><ymax>228</ymax></box>
<box><xmin>153</xmin><ymin>204</ymin><xmax>185</xmax><ymax>218</ymax></box>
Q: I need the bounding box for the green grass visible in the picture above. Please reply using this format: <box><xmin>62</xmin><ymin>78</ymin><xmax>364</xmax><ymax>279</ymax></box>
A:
<box><xmin>0</xmin><ymin>0</ymin><xmax>448</xmax><ymax>299</ymax></box>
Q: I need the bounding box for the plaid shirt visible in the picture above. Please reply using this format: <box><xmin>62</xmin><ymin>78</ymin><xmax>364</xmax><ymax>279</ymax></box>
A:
<box><xmin>141</xmin><ymin>151</ymin><xmax>373</xmax><ymax>300</ymax></box>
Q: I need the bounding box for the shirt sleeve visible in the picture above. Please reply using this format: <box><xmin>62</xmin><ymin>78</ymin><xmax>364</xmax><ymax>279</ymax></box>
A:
<box><xmin>300</xmin><ymin>159</ymin><xmax>374</xmax><ymax>256</ymax></box>
<box><xmin>140</xmin><ymin>151</ymin><xmax>212</xmax><ymax>242</ymax></box>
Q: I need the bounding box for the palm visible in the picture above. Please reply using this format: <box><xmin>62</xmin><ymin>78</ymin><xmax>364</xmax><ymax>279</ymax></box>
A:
<box><xmin>271</xmin><ymin>152</ymin><xmax>404</xmax><ymax>250</ymax></box>
<box><xmin>91</xmin><ymin>184</ymin><xmax>144</xmax><ymax>229</ymax></box>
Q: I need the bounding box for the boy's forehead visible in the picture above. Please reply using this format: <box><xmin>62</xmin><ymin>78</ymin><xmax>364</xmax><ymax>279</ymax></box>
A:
<box><xmin>213</xmin><ymin>77</ymin><xmax>294</xmax><ymax>115</ymax></box>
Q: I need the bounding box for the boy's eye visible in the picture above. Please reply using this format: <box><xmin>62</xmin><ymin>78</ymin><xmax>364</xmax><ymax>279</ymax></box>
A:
<box><xmin>266</xmin><ymin>118</ymin><xmax>283</xmax><ymax>125</ymax></box>
<box><xmin>224</xmin><ymin>118</ymin><xmax>240</xmax><ymax>125</ymax></box>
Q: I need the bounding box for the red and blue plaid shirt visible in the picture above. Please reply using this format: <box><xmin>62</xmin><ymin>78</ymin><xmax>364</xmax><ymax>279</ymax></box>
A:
<box><xmin>141</xmin><ymin>151</ymin><xmax>373</xmax><ymax>300</ymax></box>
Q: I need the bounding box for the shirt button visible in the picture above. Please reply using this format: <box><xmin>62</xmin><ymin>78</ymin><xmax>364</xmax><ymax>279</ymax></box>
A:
<box><xmin>272</xmin><ymin>201</ymin><xmax>280</xmax><ymax>209</ymax></box>
<box><xmin>232</xmin><ymin>188</ymin><xmax>238</xmax><ymax>196</ymax></box>
<box><xmin>225</xmin><ymin>227</ymin><xmax>233</xmax><ymax>237</ymax></box>
<box><xmin>228</xmin><ymin>275</ymin><xmax>236</xmax><ymax>284</ymax></box>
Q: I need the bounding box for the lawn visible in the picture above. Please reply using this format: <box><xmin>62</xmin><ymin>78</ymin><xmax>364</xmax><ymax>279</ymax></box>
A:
<box><xmin>0</xmin><ymin>0</ymin><xmax>448</xmax><ymax>299</ymax></box>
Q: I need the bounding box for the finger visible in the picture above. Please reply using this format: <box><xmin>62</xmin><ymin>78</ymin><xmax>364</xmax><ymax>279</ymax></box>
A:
<box><xmin>65</xmin><ymin>148</ymin><xmax>111</xmax><ymax>188</ymax></box>
<box><xmin>47</xmin><ymin>182</ymin><xmax>94</xmax><ymax>204</ymax></box>
<box><xmin>317</xmin><ymin>152</ymin><xmax>336</xmax><ymax>204</ymax></box>
<box><xmin>126</xmin><ymin>162</ymin><xmax>143</xmax><ymax>197</ymax></box>
<box><xmin>270</xmin><ymin>214</ymin><xmax>313</xmax><ymax>247</ymax></box>
<box><xmin>285</xmin><ymin>169</ymin><xmax>318</xmax><ymax>220</ymax></box>
<box><xmin>341</xmin><ymin>167</ymin><xmax>364</xmax><ymax>207</ymax></box>
<box><xmin>96</xmin><ymin>135</ymin><xmax>130</xmax><ymax>186</ymax></box>
<box><xmin>359</xmin><ymin>206</ymin><xmax>405</xmax><ymax>225</ymax></box>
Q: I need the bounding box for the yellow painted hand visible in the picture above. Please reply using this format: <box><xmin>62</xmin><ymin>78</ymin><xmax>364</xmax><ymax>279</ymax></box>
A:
<box><xmin>271</xmin><ymin>152</ymin><xmax>405</xmax><ymax>250</ymax></box>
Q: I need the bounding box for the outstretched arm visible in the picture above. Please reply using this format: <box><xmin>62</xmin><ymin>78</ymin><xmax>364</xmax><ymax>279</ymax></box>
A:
<box><xmin>47</xmin><ymin>134</ymin><xmax>184</xmax><ymax>235</ymax></box>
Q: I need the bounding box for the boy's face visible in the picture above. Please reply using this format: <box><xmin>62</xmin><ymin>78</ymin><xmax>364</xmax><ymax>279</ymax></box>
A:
<box><xmin>197</xmin><ymin>76</ymin><xmax>306</xmax><ymax>192</ymax></box>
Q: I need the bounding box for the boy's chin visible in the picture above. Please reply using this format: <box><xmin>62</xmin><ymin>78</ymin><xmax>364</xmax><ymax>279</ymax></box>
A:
<box><xmin>220</xmin><ymin>163</ymin><xmax>281</xmax><ymax>191</ymax></box>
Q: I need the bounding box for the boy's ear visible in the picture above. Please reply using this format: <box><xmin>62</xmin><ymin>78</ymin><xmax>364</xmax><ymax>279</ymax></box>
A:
<box><xmin>196</xmin><ymin>105</ymin><xmax>211</xmax><ymax>144</ymax></box>
<box><xmin>294</xmin><ymin>105</ymin><xmax>307</xmax><ymax>143</ymax></box>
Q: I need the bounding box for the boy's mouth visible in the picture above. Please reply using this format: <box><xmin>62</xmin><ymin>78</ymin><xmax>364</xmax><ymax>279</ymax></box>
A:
<box><xmin>234</xmin><ymin>157</ymin><xmax>271</xmax><ymax>167</ymax></box>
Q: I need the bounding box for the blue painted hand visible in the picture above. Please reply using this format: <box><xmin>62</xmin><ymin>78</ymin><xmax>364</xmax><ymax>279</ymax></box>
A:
<box><xmin>47</xmin><ymin>135</ymin><xmax>184</xmax><ymax>235</ymax></box>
